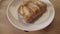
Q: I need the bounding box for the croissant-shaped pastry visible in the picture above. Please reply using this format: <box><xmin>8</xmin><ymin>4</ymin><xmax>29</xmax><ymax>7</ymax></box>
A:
<box><xmin>18</xmin><ymin>0</ymin><xmax>47</xmax><ymax>23</ymax></box>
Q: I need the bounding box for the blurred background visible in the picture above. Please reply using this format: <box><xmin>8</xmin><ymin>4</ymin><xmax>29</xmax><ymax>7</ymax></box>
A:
<box><xmin>0</xmin><ymin>0</ymin><xmax>60</xmax><ymax>34</ymax></box>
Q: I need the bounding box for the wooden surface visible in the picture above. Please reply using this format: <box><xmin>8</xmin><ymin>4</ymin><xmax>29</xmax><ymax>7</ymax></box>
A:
<box><xmin>0</xmin><ymin>0</ymin><xmax>60</xmax><ymax>34</ymax></box>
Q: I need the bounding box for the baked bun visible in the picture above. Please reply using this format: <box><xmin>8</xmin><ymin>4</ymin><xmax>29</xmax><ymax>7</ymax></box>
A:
<box><xmin>18</xmin><ymin>0</ymin><xmax>47</xmax><ymax>23</ymax></box>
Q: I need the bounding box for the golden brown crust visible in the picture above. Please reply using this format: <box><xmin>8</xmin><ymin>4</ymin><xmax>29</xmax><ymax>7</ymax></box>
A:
<box><xmin>18</xmin><ymin>0</ymin><xmax>47</xmax><ymax>23</ymax></box>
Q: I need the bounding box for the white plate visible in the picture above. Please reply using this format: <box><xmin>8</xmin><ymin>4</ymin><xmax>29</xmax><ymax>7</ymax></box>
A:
<box><xmin>7</xmin><ymin>0</ymin><xmax>55</xmax><ymax>31</ymax></box>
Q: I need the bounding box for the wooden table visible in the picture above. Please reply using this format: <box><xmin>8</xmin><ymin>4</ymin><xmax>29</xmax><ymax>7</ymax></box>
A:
<box><xmin>0</xmin><ymin>0</ymin><xmax>60</xmax><ymax>34</ymax></box>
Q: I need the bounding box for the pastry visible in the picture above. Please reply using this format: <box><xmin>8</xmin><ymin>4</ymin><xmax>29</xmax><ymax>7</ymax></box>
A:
<box><xmin>18</xmin><ymin>0</ymin><xmax>47</xmax><ymax>23</ymax></box>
